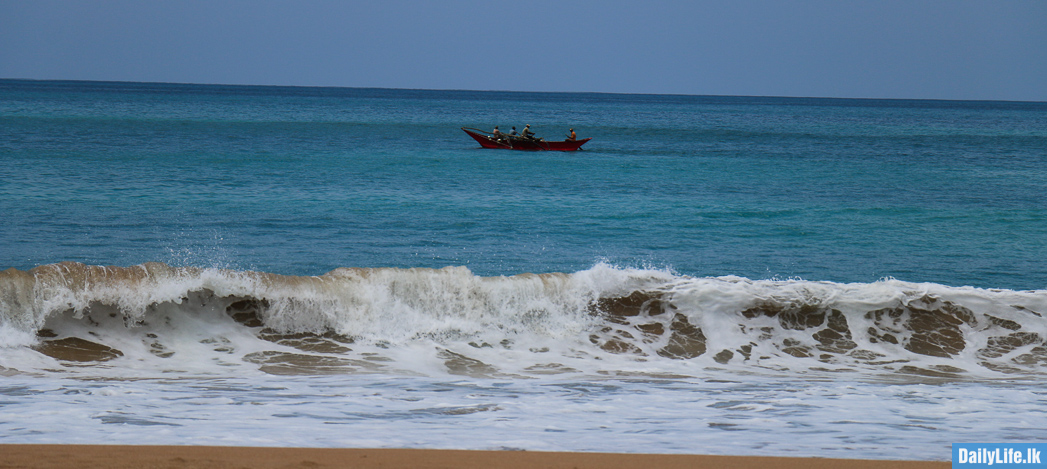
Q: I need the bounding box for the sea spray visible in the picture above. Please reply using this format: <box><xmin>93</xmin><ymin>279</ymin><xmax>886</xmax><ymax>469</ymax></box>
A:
<box><xmin>3</xmin><ymin>262</ymin><xmax>1047</xmax><ymax>379</ymax></box>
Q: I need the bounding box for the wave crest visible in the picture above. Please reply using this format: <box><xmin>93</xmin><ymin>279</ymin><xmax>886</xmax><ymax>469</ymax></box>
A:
<box><xmin>3</xmin><ymin>262</ymin><xmax>1047</xmax><ymax>378</ymax></box>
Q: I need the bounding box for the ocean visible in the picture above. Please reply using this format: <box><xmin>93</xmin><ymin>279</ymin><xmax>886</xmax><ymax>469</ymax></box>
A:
<box><xmin>1</xmin><ymin>79</ymin><xmax>1046</xmax><ymax>459</ymax></box>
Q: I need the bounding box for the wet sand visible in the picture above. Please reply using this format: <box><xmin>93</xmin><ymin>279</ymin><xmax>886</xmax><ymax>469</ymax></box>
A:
<box><xmin>0</xmin><ymin>445</ymin><xmax>949</xmax><ymax>468</ymax></box>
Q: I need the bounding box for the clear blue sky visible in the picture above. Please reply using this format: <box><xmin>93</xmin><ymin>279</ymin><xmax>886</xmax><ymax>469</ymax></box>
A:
<box><xmin>2</xmin><ymin>0</ymin><xmax>1045</xmax><ymax>101</ymax></box>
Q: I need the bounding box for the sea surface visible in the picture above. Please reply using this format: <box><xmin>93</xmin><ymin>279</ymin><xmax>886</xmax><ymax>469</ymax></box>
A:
<box><xmin>2</xmin><ymin>79</ymin><xmax>1047</xmax><ymax>460</ymax></box>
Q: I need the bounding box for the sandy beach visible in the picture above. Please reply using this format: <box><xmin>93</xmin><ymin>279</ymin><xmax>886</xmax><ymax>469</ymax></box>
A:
<box><xmin>0</xmin><ymin>445</ymin><xmax>949</xmax><ymax>469</ymax></box>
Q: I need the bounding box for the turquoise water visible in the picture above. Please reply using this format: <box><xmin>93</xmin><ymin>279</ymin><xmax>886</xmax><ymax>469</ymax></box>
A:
<box><xmin>3</xmin><ymin>80</ymin><xmax>1047</xmax><ymax>459</ymax></box>
<box><xmin>4</xmin><ymin>80</ymin><xmax>1046</xmax><ymax>288</ymax></box>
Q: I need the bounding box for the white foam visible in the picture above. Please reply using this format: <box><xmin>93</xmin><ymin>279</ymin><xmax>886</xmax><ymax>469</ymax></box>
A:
<box><xmin>3</xmin><ymin>262</ymin><xmax>1047</xmax><ymax>379</ymax></box>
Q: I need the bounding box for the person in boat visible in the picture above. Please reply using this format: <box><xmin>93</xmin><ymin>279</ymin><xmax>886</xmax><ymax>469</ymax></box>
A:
<box><xmin>566</xmin><ymin>128</ymin><xmax>577</xmax><ymax>141</ymax></box>
<box><xmin>521</xmin><ymin>124</ymin><xmax>535</xmax><ymax>140</ymax></box>
<box><xmin>492</xmin><ymin>126</ymin><xmax>506</xmax><ymax>143</ymax></box>
<box><xmin>509</xmin><ymin>126</ymin><xmax>518</xmax><ymax>136</ymax></box>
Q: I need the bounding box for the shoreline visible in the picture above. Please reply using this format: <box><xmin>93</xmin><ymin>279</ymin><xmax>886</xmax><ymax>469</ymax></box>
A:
<box><xmin>0</xmin><ymin>445</ymin><xmax>950</xmax><ymax>469</ymax></box>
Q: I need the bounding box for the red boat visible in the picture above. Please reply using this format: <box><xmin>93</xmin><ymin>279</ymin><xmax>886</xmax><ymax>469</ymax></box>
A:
<box><xmin>461</xmin><ymin>127</ymin><xmax>591</xmax><ymax>151</ymax></box>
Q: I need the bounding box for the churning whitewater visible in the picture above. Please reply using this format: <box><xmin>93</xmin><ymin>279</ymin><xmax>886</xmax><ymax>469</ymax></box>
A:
<box><xmin>3</xmin><ymin>261</ymin><xmax>1046</xmax><ymax>380</ymax></box>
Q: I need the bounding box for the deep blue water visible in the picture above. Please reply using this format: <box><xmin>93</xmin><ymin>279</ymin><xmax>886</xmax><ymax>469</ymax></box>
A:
<box><xmin>2</xmin><ymin>79</ymin><xmax>1046</xmax><ymax>289</ymax></box>
<box><xmin>6</xmin><ymin>80</ymin><xmax>1047</xmax><ymax>460</ymax></box>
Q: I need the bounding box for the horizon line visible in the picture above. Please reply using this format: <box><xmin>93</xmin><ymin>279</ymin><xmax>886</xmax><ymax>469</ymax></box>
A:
<box><xmin>2</xmin><ymin>77</ymin><xmax>1044</xmax><ymax>105</ymax></box>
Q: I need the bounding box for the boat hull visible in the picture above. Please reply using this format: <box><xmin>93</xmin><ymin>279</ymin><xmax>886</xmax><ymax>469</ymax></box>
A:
<box><xmin>462</xmin><ymin>128</ymin><xmax>591</xmax><ymax>151</ymax></box>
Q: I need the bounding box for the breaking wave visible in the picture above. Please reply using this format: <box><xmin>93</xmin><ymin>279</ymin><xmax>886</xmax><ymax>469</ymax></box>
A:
<box><xmin>2</xmin><ymin>261</ymin><xmax>1046</xmax><ymax>379</ymax></box>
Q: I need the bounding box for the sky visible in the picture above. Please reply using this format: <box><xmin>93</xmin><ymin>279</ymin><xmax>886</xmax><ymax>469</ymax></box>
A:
<box><xmin>1</xmin><ymin>0</ymin><xmax>1045</xmax><ymax>101</ymax></box>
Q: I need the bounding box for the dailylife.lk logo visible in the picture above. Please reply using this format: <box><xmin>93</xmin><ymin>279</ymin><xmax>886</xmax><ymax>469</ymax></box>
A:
<box><xmin>954</xmin><ymin>444</ymin><xmax>1046</xmax><ymax>468</ymax></box>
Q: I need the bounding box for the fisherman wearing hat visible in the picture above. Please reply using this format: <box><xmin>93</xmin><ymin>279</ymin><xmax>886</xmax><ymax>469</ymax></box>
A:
<box><xmin>521</xmin><ymin>124</ymin><xmax>535</xmax><ymax>139</ymax></box>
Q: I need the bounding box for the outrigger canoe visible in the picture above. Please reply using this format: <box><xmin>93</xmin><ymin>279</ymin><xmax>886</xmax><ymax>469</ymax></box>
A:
<box><xmin>462</xmin><ymin>127</ymin><xmax>591</xmax><ymax>151</ymax></box>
